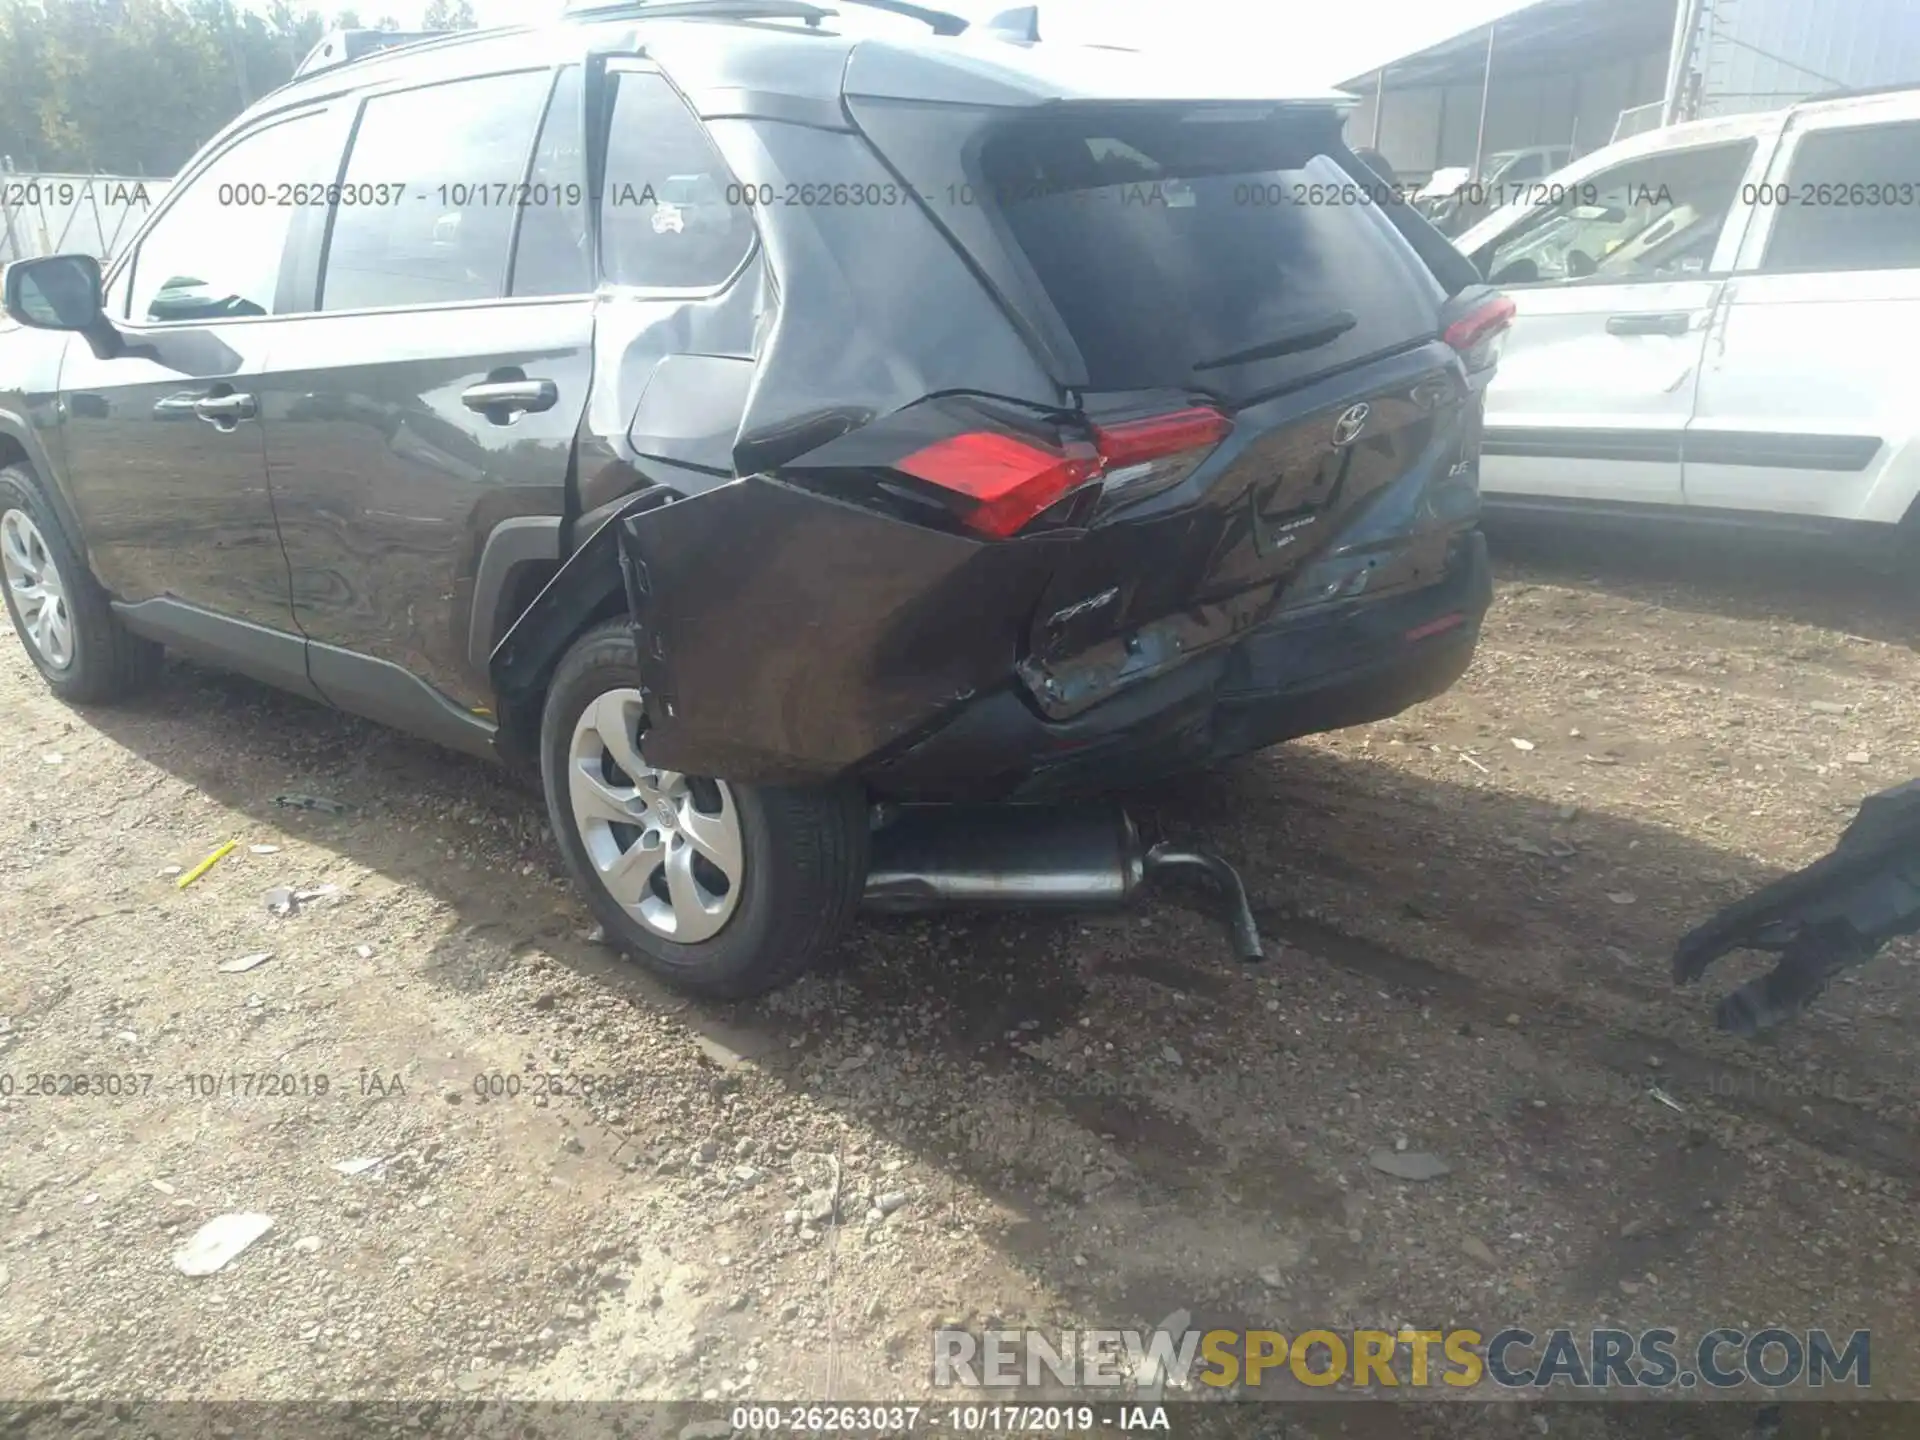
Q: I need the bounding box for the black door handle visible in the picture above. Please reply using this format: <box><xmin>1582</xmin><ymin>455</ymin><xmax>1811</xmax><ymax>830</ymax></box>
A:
<box><xmin>1606</xmin><ymin>312</ymin><xmax>1691</xmax><ymax>337</ymax></box>
<box><xmin>462</xmin><ymin>378</ymin><xmax>558</xmax><ymax>420</ymax></box>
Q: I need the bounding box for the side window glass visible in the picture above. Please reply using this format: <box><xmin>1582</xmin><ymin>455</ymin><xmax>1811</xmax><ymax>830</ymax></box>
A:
<box><xmin>1762</xmin><ymin>121</ymin><xmax>1920</xmax><ymax>273</ymax></box>
<box><xmin>1481</xmin><ymin>140</ymin><xmax>1753</xmax><ymax>286</ymax></box>
<box><xmin>321</xmin><ymin>70</ymin><xmax>552</xmax><ymax>312</ymax></box>
<box><xmin>127</xmin><ymin>112</ymin><xmax>332</xmax><ymax>324</ymax></box>
<box><xmin>599</xmin><ymin>71</ymin><xmax>752</xmax><ymax>289</ymax></box>
<box><xmin>510</xmin><ymin>66</ymin><xmax>592</xmax><ymax>297</ymax></box>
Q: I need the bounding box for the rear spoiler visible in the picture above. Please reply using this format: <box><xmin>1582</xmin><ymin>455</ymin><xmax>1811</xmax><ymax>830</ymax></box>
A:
<box><xmin>1331</xmin><ymin>140</ymin><xmax>1483</xmax><ymax>298</ymax></box>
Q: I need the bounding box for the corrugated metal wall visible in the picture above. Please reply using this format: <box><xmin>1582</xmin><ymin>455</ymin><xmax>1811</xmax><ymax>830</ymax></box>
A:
<box><xmin>1348</xmin><ymin>49</ymin><xmax>1667</xmax><ymax>173</ymax></box>
<box><xmin>1348</xmin><ymin>0</ymin><xmax>1920</xmax><ymax>177</ymax></box>
<box><xmin>1695</xmin><ymin>0</ymin><xmax>1920</xmax><ymax>116</ymax></box>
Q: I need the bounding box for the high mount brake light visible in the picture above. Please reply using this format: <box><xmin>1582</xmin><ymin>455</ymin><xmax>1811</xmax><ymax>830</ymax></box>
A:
<box><xmin>896</xmin><ymin>407</ymin><xmax>1232</xmax><ymax>538</ymax></box>
<box><xmin>1444</xmin><ymin>295</ymin><xmax>1517</xmax><ymax>354</ymax></box>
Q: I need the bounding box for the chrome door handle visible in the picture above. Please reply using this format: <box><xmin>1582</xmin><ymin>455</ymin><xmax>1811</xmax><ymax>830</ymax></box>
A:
<box><xmin>462</xmin><ymin>379</ymin><xmax>558</xmax><ymax>419</ymax></box>
<box><xmin>152</xmin><ymin>394</ymin><xmax>203</xmax><ymax>419</ymax></box>
<box><xmin>193</xmin><ymin>393</ymin><xmax>257</xmax><ymax>422</ymax></box>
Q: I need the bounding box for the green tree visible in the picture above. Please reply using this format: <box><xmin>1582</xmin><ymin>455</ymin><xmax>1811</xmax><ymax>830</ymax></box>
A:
<box><xmin>0</xmin><ymin>0</ymin><xmax>353</xmax><ymax>175</ymax></box>
<box><xmin>421</xmin><ymin>0</ymin><xmax>475</xmax><ymax>28</ymax></box>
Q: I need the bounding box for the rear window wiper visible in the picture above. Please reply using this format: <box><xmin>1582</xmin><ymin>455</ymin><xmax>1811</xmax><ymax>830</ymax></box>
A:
<box><xmin>1192</xmin><ymin>309</ymin><xmax>1357</xmax><ymax>372</ymax></box>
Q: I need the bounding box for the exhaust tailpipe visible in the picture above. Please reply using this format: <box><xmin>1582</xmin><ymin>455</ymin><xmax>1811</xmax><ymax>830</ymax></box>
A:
<box><xmin>862</xmin><ymin>804</ymin><xmax>1264</xmax><ymax>963</ymax></box>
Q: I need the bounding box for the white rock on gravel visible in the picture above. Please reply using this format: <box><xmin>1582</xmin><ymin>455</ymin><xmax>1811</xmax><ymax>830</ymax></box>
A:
<box><xmin>173</xmin><ymin>1213</ymin><xmax>273</xmax><ymax>1276</ymax></box>
<box><xmin>1367</xmin><ymin>1149</ymin><xmax>1452</xmax><ymax>1182</ymax></box>
<box><xmin>1134</xmin><ymin>1308</ymin><xmax>1192</xmax><ymax>1396</ymax></box>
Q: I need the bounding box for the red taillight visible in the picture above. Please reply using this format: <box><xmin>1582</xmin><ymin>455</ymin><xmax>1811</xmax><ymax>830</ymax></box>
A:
<box><xmin>1092</xmin><ymin>407</ymin><xmax>1233</xmax><ymax>469</ymax></box>
<box><xmin>1444</xmin><ymin>295</ymin><xmax>1516</xmax><ymax>354</ymax></box>
<box><xmin>895</xmin><ymin>431</ymin><xmax>1102</xmax><ymax>539</ymax></box>
<box><xmin>897</xmin><ymin>406</ymin><xmax>1231</xmax><ymax>539</ymax></box>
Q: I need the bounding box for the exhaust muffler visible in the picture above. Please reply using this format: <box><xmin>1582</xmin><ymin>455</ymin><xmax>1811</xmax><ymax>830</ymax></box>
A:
<box><xmin>862</xmin><ymin>803</ymin><xmax>1264</xmax><ymax>962</ymax></box>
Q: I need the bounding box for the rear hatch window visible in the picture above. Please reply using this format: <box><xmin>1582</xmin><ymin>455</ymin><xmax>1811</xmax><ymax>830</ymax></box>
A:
<box><xmin>974</xmin><ymin>109</ymin><xmax>1447</xmax><ymax>395</ymax></box>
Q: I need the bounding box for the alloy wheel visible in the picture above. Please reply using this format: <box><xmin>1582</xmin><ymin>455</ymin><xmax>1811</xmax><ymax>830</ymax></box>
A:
<box><xmin>567</xmin><ymin>688</ymin><xmax>743</xmax><ymax>943</ymax></box>
<box><xmin>1</xmin><ymin>509</ymin><xmax>74</xmax><ymax>671</ymax></box>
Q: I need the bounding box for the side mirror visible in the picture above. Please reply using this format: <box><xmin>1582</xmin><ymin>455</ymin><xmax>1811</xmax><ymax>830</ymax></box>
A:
<box><xmin>4</xmin><ymin>254</ymin><xmax>106</xmax><ymax>332</ymax></box>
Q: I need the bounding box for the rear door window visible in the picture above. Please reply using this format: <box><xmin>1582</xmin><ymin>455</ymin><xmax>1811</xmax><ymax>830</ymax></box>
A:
<box><xmin>510</xmin><ymin>66</ymin><xmax>592</xmax><ymax>297</ymax></box>
<box><xmin>1761</xmin><ymin>120</ymin><xmax>1920</xmax><ymax>273</ymax></box>
<box><xmin>979</xmin><ymin>111</ymin><xmax>1445</xmax><ymax>393</ymax></box>
<box><xmin>321</xmin><ymin>69</ymin><xmax>552</xmax><ymax>312</ymax></box>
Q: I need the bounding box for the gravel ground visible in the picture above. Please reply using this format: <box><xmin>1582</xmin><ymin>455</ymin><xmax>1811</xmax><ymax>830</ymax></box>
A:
<box><xmin>2</xmin><ymin>529</ymin><xmax>1917</xmax><ymax>1429</ymax></box>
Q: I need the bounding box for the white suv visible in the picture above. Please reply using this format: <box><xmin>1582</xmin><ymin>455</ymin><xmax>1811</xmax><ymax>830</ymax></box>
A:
<box><xmin>1454</xmin><ymin>88</ymin><xmax>1920</xmax><ymax>545</ymax></box>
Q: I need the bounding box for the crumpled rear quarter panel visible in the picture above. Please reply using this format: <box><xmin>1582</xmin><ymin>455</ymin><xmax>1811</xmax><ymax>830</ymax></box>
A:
<box><xmin>619</xmin><ymin>475</ymin><xmax>1064</xmax><ymax>784</ymax></box>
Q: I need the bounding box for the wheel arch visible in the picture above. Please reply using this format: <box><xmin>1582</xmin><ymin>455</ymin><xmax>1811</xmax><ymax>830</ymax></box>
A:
<box><xmin>0</xmin><ymin>420</ymin><xmax>89</xmax><ymax>569</ymax></box>
<box><xmin>487</xmin><ymin>489</ymin><xmax>673</xmax><ymax>767</ymax></box>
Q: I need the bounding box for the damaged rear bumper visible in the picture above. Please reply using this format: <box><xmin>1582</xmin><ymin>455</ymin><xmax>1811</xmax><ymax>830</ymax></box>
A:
<box><xmin>613</xmin><ymin>469</ymin><xmax>1490</xmax><ymax>798</ymax></box>
<box><xmin>864</xmin><ymin>529</ymin><xmax>1492</xmax><ymax>802</ymax></box>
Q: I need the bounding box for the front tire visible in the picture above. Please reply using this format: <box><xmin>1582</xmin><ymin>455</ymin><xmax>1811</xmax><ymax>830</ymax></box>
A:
<box><xmin>0</xmin><ymin>465</ymin><xmax>161</xmax><ymax>703</ymax></box>
<box><xmin>539</xmin><ymin>619</ymin><xmax>868</xmax><ymax>998</ymax></box>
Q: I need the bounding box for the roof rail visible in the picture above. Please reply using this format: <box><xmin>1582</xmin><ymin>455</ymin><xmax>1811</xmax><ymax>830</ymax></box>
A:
<box><xmin>835</xmin><ymin>0</ymin><xmax>968</xmax><ymax>33</ymax></box>
<box><xmin>293</xmin><ymin>27</ymin><xmax>453</xmax><ymax>78</ymax></box>
<box><xmin>564</xmin><ymin>0</ymin><xmax>970</xmax><ymax>35</ymax></box>
<box><xmin>566</xmin><ymin>0</ymin><xmax>833</xmax><ymax>23</ymax></box>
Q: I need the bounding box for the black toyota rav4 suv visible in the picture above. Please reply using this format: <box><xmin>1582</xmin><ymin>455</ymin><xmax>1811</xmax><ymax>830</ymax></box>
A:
<box><xmin>0</xmin><ymin>0</ymin><xmax>1508</xmax><ymax>997</ymax></box>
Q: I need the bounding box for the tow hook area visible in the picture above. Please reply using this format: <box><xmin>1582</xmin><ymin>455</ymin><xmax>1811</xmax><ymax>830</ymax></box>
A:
<box><xmin>862</xmin><ymin>803</ymin><xmax>1265</xmax><ymax>963</ymax></box>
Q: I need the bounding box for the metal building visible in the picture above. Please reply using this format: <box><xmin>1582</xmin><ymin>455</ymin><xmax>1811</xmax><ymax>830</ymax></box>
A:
<box><xmin>1341</xmin><ymin>0</ymin><xmax>1920</xmax><ymax>182</ymax></box>
<box><xmin>1688</xmin><ymin>0</ymin><xmax>1920</xmax><ymax>117</ymax></box>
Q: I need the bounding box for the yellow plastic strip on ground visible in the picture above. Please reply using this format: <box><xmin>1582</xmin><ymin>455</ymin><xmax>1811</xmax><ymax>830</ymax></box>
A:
<box><xmin>176</xmin><ymin>839</ymin><xmax>238</xmax><ymax>890</ymax></box>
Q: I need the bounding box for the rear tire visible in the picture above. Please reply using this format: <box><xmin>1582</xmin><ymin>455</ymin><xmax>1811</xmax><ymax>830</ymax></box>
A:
<box><xmin>540</xmin><ymin>618</ymin><xmax>868</xmax><ymax>998</ymax></box>
<box><xmin>0</xmin><ymin>465</ymin><xmax>161</xmax><ymax>703</ymax></box>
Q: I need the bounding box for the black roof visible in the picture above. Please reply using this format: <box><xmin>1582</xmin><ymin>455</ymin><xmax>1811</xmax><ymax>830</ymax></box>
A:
<box><xmin>256</xmin><ymin>6</ymin><xmax>1352</xmax><ymax>120</ymax></box>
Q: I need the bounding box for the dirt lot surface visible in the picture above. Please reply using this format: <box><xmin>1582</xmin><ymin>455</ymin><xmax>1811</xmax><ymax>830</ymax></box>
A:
<box><xmin>3</xmin><ymin>530</ymin><xmax>1918</xmax><ymax>1435</ymax></box>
